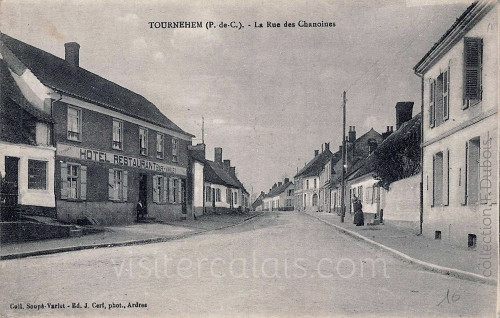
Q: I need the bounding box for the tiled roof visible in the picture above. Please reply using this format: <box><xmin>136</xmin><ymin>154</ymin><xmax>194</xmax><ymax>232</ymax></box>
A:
<box><xmin>191</xmin><ymin>152</ymin><xmax>247</xmax><ymax>192</ymax></box>
<box><xmin>347</xmin><ymin>113</ymin><xmax>422</xmax><ymax>181</ymax></box>
<box><xmin>264</xmin><ymin>181</ymin><xmax>293</xmax><ymax>199</ymax></box>
<box><xmin>295</xmin><ymin>149</ymin><xmax>334</xmax><ymax>178</ymax></box>
<box><xmin>0</xmin><ymin>33</ymin><xmax>192</xmax><ymax>137</ymax></box>
<box><xmin>0</xmin><ymin>59</ymin><xmax>53</xmax><ymax>123</ymax></box>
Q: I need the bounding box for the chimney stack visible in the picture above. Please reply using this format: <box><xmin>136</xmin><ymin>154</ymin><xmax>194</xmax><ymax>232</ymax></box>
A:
<box><xmin>314</xmin><ymin>150</ymin><xmax>319</xmax><ymax>156</ymax></box>
<box><xmin>325</xmin><ymin>142</ymin><xmax>330</xmax><ymax>151</ymax></box>
<box><xmin>278</xmin><ymin>182</ymin><xmax>282</xmax><ymax>187</ymax></box>
<box><xmin>348</xmin><ymin>126</ymin><xmax>356</xmax><ymax>142</ymax></box>
<box><xmin>214</xmin><ymin>147</ymin><xmax>223</xmax><ymax>164</ymax></box>
<box><xmin>395</xmin><ymin>102</ymin><xmax>414</xmax><ymax>130</ymax></box>
<box><xmin>223</xmin><ymin>160</ymin><xmax>231</xmax><ymax>170</ymax></box>
<box><xmin>284</xmin><ymin>178</ymin><xmax>289</xmax><ymax>183</ymax></box>
<box><xmin>339</xmin><ymin>145</ymin><xmax>342</xmax><ymax>153</ymax></box>
<box><xmin>188</xmin><ymin>143</ymin><xmax>206</xmax><ymax>159</ymax></box>
<box><xmin>273</xmin><ymin>183</ymin><xmax>277</xmax><ymax>189</ymax></box>
<box><xmin>64</xmin><ymin>42</ymin><xmax>80</xmax><ymax>68</ymax></box>
<box><xmin>230</xmin><ymin>166</ymin><xmax>236</xmax><ymax>177</ymax></box>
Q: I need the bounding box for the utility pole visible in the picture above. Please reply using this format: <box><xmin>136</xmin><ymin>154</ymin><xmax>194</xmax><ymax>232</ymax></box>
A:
<box><xmin>340</xmin><ymin>91</ymin><xmax>346</xmax><ymax>223</ymax></box>
<box><xmin>202</xmin><ymin>116</ymin><xmax>205</xmax><ymax>144</ymax></box>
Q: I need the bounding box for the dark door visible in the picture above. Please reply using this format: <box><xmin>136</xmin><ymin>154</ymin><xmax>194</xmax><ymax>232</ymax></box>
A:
<box><xmin>139</xmin><ymin>174</ymin><xmax>148</xmax><ymax>214</ymax></box>
<box><xmin>4</xmin><ymin>157</ymin><xmax>19</xmax><ymax>205</ymax></box>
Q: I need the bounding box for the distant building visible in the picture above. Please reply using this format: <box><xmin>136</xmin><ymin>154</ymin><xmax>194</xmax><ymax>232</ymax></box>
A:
<box><xmin>252</xmin><ymin>191</ymin><xmax>266</xmax><ymax>211</ymax></box>
<box><xmin>0</xmin><ymin>33</ymin><xmax>194</xmax><ymax>225</ymax></box>
<box><xmin>190</xmin><ymin>145</ymin><xmax>249</xmax><ymax>216</ymax></box>
<box><xmin>262</xmin><ymin>179</ymin><xmax>294</xmax><ymax>211</ymax></box>
<box><xmin>294</xmin><ymin>144</ymin><xmax>334</xmax><ymax>213</ymax></box>
<box><xmin>346</xmin><ymin>105</ymin><xmax>421</xmax><ymax>231</ymax></box>
<box><xmin>414</xmin><ymin>0</ymin><xmax>498</xmax><ymax>247</ymax></box>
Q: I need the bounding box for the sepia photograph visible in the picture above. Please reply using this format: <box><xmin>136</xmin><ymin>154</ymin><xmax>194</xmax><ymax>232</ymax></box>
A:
<box><xmin>0</xmin><ymin>0</ymin><xmax>498</xmax><ymax>317</ymax></box>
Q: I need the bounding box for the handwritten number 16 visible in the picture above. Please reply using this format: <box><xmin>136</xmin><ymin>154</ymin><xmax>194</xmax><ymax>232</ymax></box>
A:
<box><xmin>438</xmin><ymin>289</ymin><xmax>460</xmax><ymax>306</ymax></box>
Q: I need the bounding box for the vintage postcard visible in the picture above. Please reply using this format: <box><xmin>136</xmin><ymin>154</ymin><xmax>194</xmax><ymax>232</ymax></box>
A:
<box><xmin>0</xmin><ymin>0</ymin><xmax>498</xmax><ymax>317</ymax></box>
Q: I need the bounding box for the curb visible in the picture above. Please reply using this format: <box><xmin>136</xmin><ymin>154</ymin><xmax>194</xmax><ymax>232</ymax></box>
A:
<box><xmin>306</xmin><ymin>212</ymin><xmax>497</xmax><ymax>286</ymax></box>
<box><xmin>0</xmin><ymin>212</ymin><xmax>265</xmax><ymax>261</ymax></box>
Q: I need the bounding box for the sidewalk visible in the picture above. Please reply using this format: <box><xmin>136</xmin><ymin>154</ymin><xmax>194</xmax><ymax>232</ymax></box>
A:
<box><xmin>305</xmin><ymin>210</ymin><xmax>497</xmax><ymax>285</ymax></box>
<box><xmin>0</xmin><ymin>212</ymin><xmax>263</xmax><ymax>260</ymax></box>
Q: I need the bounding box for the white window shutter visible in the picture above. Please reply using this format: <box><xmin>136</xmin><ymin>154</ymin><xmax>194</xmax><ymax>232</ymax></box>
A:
<box><xmin>443</xmin><ymin>150</ymin><xmax>449</xmax><ymax>206</ymax></box>
<box><xmin>163</xmin><ymin>176</ymin><xmax>169</xmax><ymax>204</ymax></box>
<box><xmin>60</xmin><ymin>162</ymin><xmax>68</xmax><ymax>199</ymax></box>
<box><xmin>169</xmin><ymin>178</ymin><xmax>174</xmax><ymax>203</ymax></box>
<box><xmin>108</xmin><ymin>169</ymin><xmax>115</xmax><ymax>201</ymax></box>
<box><xmin>152</xmin><ymin>175</ymin><xmax>159</xmax><ymax>203</ymax></box>
<box><xmin>123</xmin><ymin>171</ymin><xmax>128</xmax><ymax>202</ymax></box>
<box><xmin>80</xmin><ymin>166</ymin><xmax>87</xmax><ymax>201</ymax></box>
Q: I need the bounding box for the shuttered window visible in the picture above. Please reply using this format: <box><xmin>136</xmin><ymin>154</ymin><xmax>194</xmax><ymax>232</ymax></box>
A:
<box><xmin>463</xmin><ymin>37</ymin><xmax>482</xmax><ymax>108</ymax></box>
<box><xmin>108</xmin><ymin>169</ymin><xmax>128</xmax><ymax>201</ymax></box>
<box><xmin>429</xmin><ymin>79</ymin><xmax>436</xmax><ymax>127</ymax></box>
<box><xmin>60</xmin><ymin>163</ymin><xmax>87</xmax><ymax>200</ymax></box>
<box><xmin>443</xmin><ymin>66</ymin><xmax>449</xmax><ymax>121</ymax></box>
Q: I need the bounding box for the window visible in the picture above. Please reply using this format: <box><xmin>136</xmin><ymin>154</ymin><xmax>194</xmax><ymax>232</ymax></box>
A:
<box><xmin>463</xmin><ymin>37</ymin><xmax>483</xmax><ymax>108</ymax></box>
<box><xmin>442</xmin><ymin>68</ymin><xmax>449</xmax><ymax>121</ymax></box>
<box><xmin>306</xmin><ymin>180</ymin><xmax>309</xmax><ymax>189</ymax></box>
<box><xmin>153</xmin><ymin>175</ymin><xmax>169</xmax><ymax>204</ymax></box>
<box><xmin>205</xmin><ymin>186</ymin><xmax>212</xmax><ymax>202</ymax></box>
<box><xmin>312</xmin><ymin>193</ymin><xmax>318</xmax><ymax>206</ymax></box>
<box><xmin>112</xmin><ymin>119</ymin><xmax>123</xmax><ymax>150</ymax></box>
<box><xmin>432</xmin><ymin>152</ymin><xmax>444</xmax><ymax>206</ymax></box>
<box><xmin>467</xmin><ymin>138</ymin><xmax>480</xmax><ymax>204</ymax></box>
<box><xmin>172</xmin><ymin>138</ymin><xmax>179</xmax><ymax>162</ymax></box>
<box><xmin>67</xmin><ymin>106</ymin><xmax>82</xmax><ymax>141</ymax></box>
<box><xmin>61</xmin><ymin>163</ymin><xmax>87</xmax><ymax>200</ymax></box>
<box><xmin>139</xmin><ymin>127</ymin><xmax>148</xmax><ymax>155</ymax></box>
<box><xmin>226</xmin><ymin>188</ymin><xmax>232</xmax><ymax>204</ymax></box>
<box><xmin>156</xmin><ymin>133</ymin><xmax>164</xmax><ymax>159</ymax></box>
<box><xmin>431</xmin><ymin>67</ymin><xmax>450</xmax><ymax>128</ymax></box>
<box><xmin>28</xmin><ymin>160</ymin><xmax>47</xmax><ymax>190</ymax></box>
<box><xmin>172</xmin><ymin>178</ymin><xmax>179</xmax><ymax>203</ymax></box>
<box><xmin>216</xmin><ymin>188</ymin><xmax>221</xmax><ymax>202</ymax></box>
<box><xmin>314</xmin><ymin>178</ymin><xmax>317</xmax><ymax>189</ymax></box>
<box><xmin>108</xmin><ymin>169</ymin><xmax>128</xmax><ymax>201</ymax></box>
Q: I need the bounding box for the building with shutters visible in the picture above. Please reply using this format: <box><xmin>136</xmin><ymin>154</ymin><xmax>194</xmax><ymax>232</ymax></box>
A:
<box><xmin>0</xmin><ymin>33</ymin><xmax>194</xmax><ymax>225</ymax></box>
<box><xmin>414</xmin><ymin>0</ymin><xmax>498</xmax><ymax>247</ymax></box>
<box><xmin>261</xmin><ymin>179</ymin><xmax>294</xmax><ymax>211</ymax></box>
<box><xmin>189</xmin><ymin>144</ymin><xmax>249</xmax><ymax>216</ymax></box>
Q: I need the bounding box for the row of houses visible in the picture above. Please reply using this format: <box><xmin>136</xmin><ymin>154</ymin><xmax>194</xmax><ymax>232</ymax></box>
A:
<box><xmin>253</xmin><ymin>178</ymin><xmax>294</xmax><ymax>211</ymax></box>
<box><xmin>0</xmin><ymin>33</ymin><xmax>248</xmax><ymax>226</ymax></box>
<box><xmin>253</xmin><ymin>0</ymin><xmax>498</xmax><ymax>248</ymax></box>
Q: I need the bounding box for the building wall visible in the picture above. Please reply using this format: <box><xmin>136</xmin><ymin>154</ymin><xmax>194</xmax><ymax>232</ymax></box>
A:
<box><xmin>0</xmin><ymin>141</ymin><xmax>55</xmax><ymax>209</ymax></box>
<box><xmin>422</xmin><ymin>8</ymin><xmax>498</xmax><ymax>247</ymax></box>
<box><xmin>52</xmin><ymin>99</ymin><xmax>190</xmax><ymax>225</ymax></box>
<box><xmin>192</xmin><ymin>160</ymin><xmax>204</xmax><ymax>217</ymax></box>
<box><xmin>383</xmin><ymin>174</ymin><xmax>420</xmax><ymax>232</ymax></box>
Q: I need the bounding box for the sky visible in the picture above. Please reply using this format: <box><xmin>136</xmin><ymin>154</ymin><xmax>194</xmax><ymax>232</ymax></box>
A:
<box><xmin>0</xmin><ymin>0</ymin><xmax>472</xmax><ymax>198</ymax></box>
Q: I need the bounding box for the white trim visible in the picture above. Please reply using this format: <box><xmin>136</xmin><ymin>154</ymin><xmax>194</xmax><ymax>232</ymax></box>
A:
<box><xmin>50</xmin><ymin>93</ymin><xmax>193</xmax><ymax>141</ymax></box>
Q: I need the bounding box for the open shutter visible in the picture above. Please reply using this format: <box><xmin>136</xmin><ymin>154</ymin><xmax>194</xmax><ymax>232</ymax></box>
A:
<box><xmin>443</xmin><ymin>66</ymin><xmax>450</xmax><ymax>121</ymax></box>
<box><xmin>460</xmin><ymin>143</ymin><xmax>468</xmax><ymax>205</ymax></box>
<box><xmin>152</xmin><ymin>175</ymin><xmax>159</xmax><ymax>203</ymax></box>
<box><xmin>80</xmin><ymin>166</ymin><xmax>87</xmax><ymax>201</ymax></box>
<box><xmin>429</xmin><ymin>79</ymin><xmax>435</xmax><ymax>127</ymax></box>
<box><xmin>163</xmin><ymin>176</ymin><xmax>168</xmax><ymax>204</ymax></box>
<box><xmin>463</xmin><ymin>37</ymin><xmax>482</xmax><ymax>101</ymax></box>
<box><xmin>108</xmin><ymin>169</ymin><xmax>114</xmax><ymax>201</ymax></box>
<box><xmin>431</xmin><ymin>155</ymin><xmax>435</xmax><ymax>207</ymax></box>
<box><xmin>169</xmin><ymin>178</ymin><xmax>174</xmax><ymax>203</ymax></box>
<box><xmin>443</xmin><ymin>150</ymin><xmax>449</xmax><ymax>206</ymax></box>
<box><xmin>123</xmin><ymin>171</ymin><xmax>128</xmax><ymax>202</ymax></box>
<box><xmin>60</xmin><ymin>162</ymin><xmax>68</xmax><ymax>199</ymax></box>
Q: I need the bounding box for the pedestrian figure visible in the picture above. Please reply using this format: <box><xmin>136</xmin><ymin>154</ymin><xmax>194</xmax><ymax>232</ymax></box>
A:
<box><xmin>136</xmin><ymin>200</ymin><xmax>144</xmax><ymax>222</ymax></box>
<box><xmin>353</xmin><ymin>196</ymin><xmax>364</xmax><ymax>226</ymax></box>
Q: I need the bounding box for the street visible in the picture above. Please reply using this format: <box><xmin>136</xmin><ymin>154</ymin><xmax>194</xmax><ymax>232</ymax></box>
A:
<box><xmin>0</xmin><ymin>212</ymin><xmax>496</xmax><ymax>317</ymax></box>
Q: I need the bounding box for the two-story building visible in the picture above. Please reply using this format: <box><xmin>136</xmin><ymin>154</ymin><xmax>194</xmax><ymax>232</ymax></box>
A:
<box><xmin>1</xmin><ymin>33</ymin><xmax>194</xmax><ymax>225</ymax></box>
<box><xmin>262</xmin><ymin>178</ymin><xmax>294</xmax><ymax>211</ymax></box>
<box><xmin>414</xmin><ymin>0</ymin><xmax>497</xmax><ymax>248</ymax></box>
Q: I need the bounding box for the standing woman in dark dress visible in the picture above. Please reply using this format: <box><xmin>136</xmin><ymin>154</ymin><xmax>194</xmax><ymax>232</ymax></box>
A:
<box><xmin>353</xmin><ymin>196</ymin><xmax>364</xmax><ymax>226</ymax></box>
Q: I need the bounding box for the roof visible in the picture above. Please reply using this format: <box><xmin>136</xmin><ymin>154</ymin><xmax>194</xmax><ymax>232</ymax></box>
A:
<box><xmin>0</xmin><ymin>59</ymin><xmax>53</xmax><ymax>123</ymax></box>
<box><xmin>191</xmin><ymin>152</ymin><xmax>248</xmax><ymax>193</ymax></box>
<box><xmin>264</xmin><ymin>181</ymin><xmax>293</xmax><ymax>199</ymax></box>
<box><xmin>0</xmin><ymin>33</ymin><xmax>193</xmax><ymax>137</ymax></box>
<box><xmin>347</xmin><ymin>113</ymin><xmax>422</xmax><ymax>181</ymax></box>
<box><xmin>414</xmin><ymin>1</ymin><xmax>495</xmax><ymax>74</ymax></box>
<box><xmin>295</xmin><ymin>149</ymin><xmax>334</xmax><ymax>178</ymax></box>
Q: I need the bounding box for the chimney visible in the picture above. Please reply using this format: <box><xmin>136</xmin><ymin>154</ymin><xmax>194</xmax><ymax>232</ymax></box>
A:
<box><xmin>214</xmin><ymin>147</ymin><xmax>223</xmax><ymax>164</ymax></box>
<box><xmin>325</xmin><ymin>142</ymin><xmax>330</xmax><ymax>151</ymax></box>
<box><xmin>188</xmin><ymin>143</ymin><xmax>206</xmax><ymax>159</ymax></box>
<box><xmin>382</xmin><ymin>126</ymin><xmax>393</xmax><ymax>140</ymax></box>
<box><xmin>273</xmin><ymin>183</ymin><xmax>277</xmax><ymax>189</ymax></box>
<box><xmin>348</xmin><ymin>126</ymin><xmax>356</xmax><ymax>142</ymax></box>
<box><xmin>278</xmin><ymin>182</ymin><xmax>282</xmax><ymax>187</ymax></box>
<box><xmin>321</xmin><ymin>144</ymin><xmax>324</xmax><ymax>152</ymax></box>
<box><xmin>223</xmin><ymin>160</ymin><xmax>231</xmax><ymax>170</ymax></box>
<box><xmin>64</xmin><ymin>42</ymin><xmax>80</xmax><ymax>68</ymax></box>
<box><xmin>230</xmin><ymin>166</ymin><xmax>236</xmax><ymax>177</ymax></box>
<box><xmin>314</xmin><ymin>150</ymin><xmax>319</xmax><ymax>156</ymax></box>
<box><xmin>284</xmin><ymin>178</ymin><xmax>290</xmax><ymax>184</ymax></box>
<box><xmin>395</xmin><ymin>102</ymin><xmax>414</xmax><ymax>130</ymax></box>
<box><xmin>339</xmin><ymin>145</ymin><xmax>342</xmax><ymax>153</ymax></box>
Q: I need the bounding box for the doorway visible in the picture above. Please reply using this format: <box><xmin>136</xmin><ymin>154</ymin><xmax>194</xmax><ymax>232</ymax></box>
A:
<box><xmin>4</xmin><ymin>156</ymin><xmax>19</xmax><ymax>205</ymax></box>
<box><xmin>181</xmin><ymin>179</ymin><xmax>187</xmax><ymax>214</ymax></box>
<box><xmin>139</xmin><ymin>174</ymin><xmax>148</xmax><ymax>214</ymax></box>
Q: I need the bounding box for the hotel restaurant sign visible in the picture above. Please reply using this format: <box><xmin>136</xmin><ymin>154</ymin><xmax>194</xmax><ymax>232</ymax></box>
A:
<box><xmin>56</xmin><ymin>143</ymin><xmax>187</xmax><ymax>176</ymax></box>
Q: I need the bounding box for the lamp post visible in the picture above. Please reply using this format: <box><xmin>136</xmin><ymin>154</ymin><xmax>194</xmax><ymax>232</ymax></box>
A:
<box><xmin>340</xmin><ymin>91</ymin><xmax>346</xmax><ymax>223</ymax></box>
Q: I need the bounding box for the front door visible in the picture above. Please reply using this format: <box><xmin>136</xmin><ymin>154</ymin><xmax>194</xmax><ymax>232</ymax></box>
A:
<box><xmin>181</xmin><ymin>179</ymin><xmax>187</xmax><ymax>214</ymax></box>
<box><xmin>139</xmin><ymin>174</ymin><xmax>148</xmax><ymax>214</ymax></box>
<box><xmin>4</xmin><ymin>156</ymin><xmax>19</xmax><ymax>205</ymax></box>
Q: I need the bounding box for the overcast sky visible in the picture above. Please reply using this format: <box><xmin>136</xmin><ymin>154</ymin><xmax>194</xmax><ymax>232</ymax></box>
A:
<box><xmin>0</xmin><ymin>0</ymin><xmax>471</xmax><ymax>197</ymax></box>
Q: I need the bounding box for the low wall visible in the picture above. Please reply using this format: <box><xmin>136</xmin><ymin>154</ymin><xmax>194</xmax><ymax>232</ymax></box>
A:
<box><xmin>383</xmin><ymin>175</ymin><xmax>420</xmax><ymax>232</ymax></box>
<box><xmin>0</xmin><ymin>222</ymin><xmax>71</xmax><ymax>243</ymax></box>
